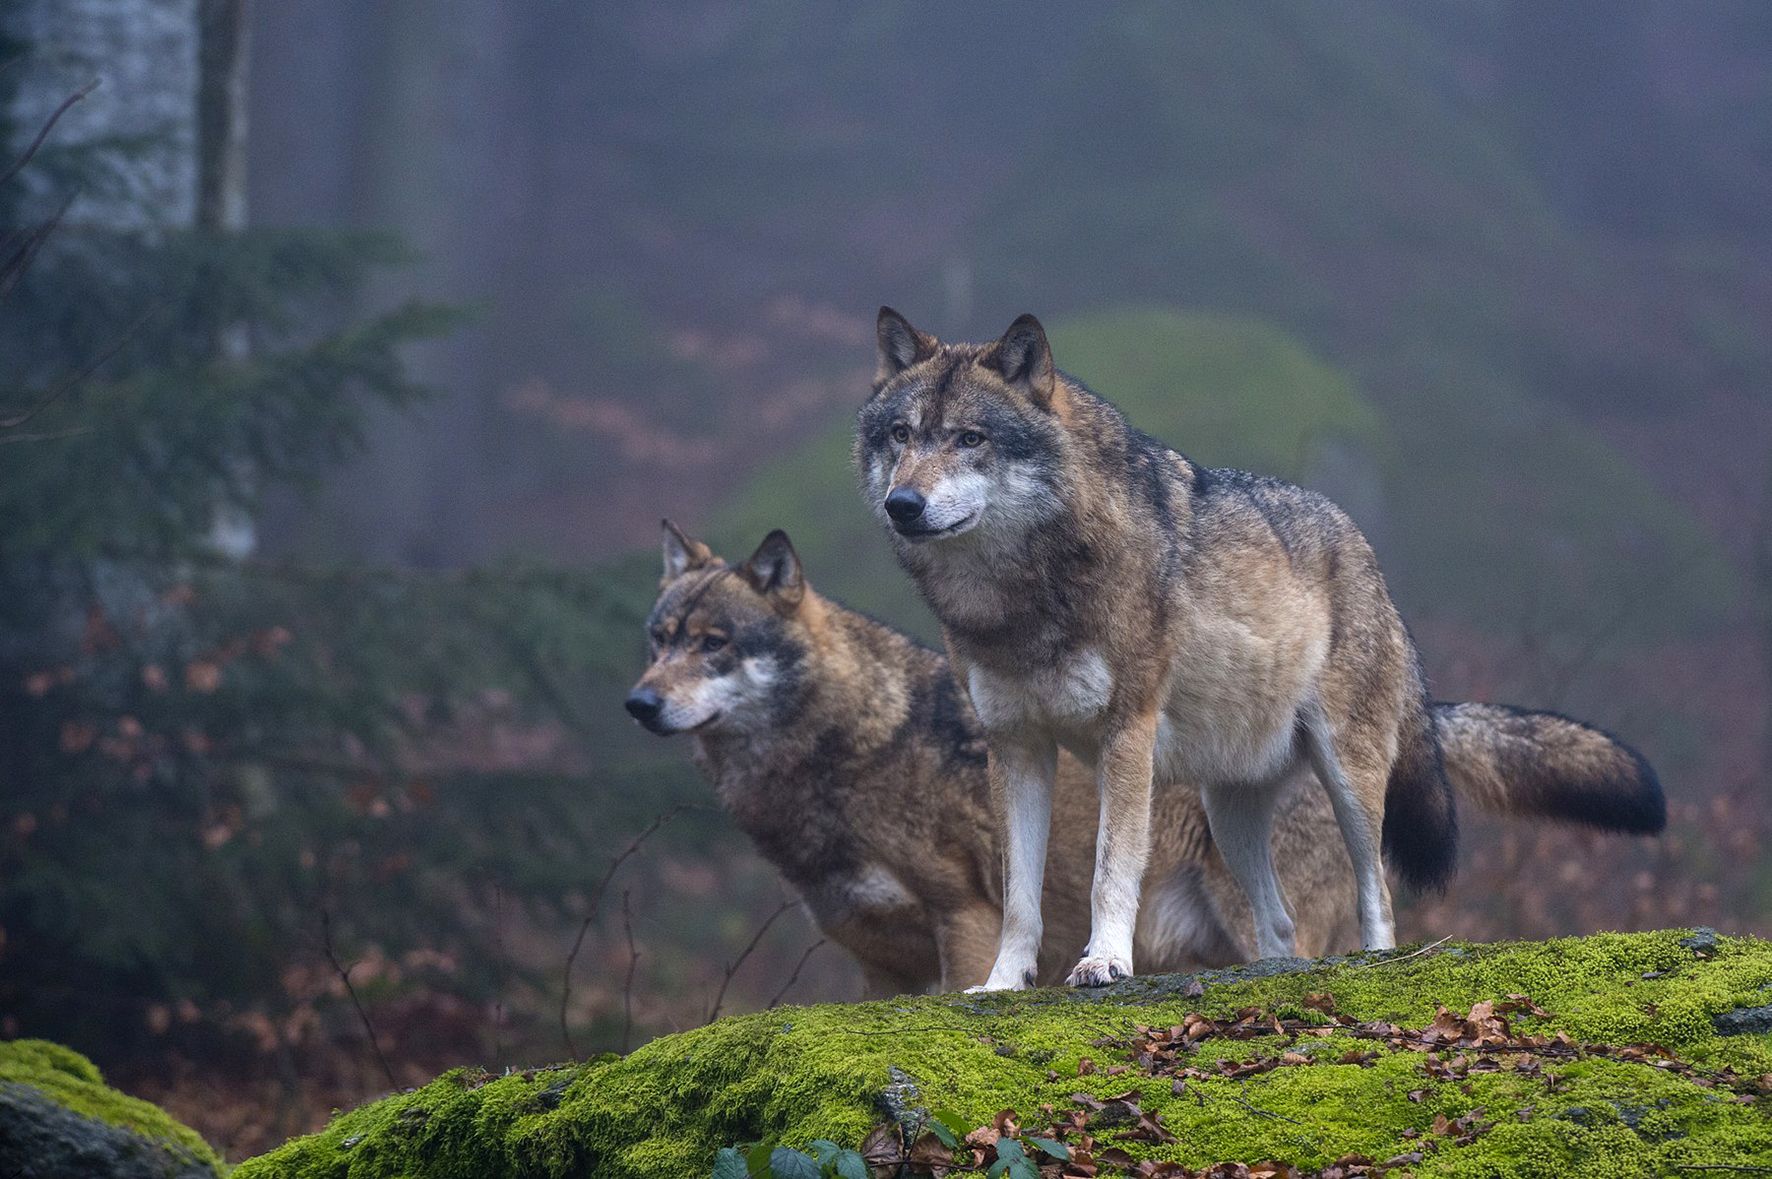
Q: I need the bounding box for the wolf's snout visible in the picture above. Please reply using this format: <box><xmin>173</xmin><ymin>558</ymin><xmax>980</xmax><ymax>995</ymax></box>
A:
<box><xmin>884</xmin><ymin>487</ymin><xmax>926</xmax><ymax>525</ymax></box>
<box><xmin>625</xmin><ymin>687</ymin><xmax>664</xmax><ymax>728</ymax></box>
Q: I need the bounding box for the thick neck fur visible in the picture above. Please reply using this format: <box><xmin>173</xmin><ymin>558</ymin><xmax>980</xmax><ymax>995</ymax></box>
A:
<box><xmin>684</xmin><ymin>594</ymin><xmax>959</xmax><ymax>877</ymax></box>
<box><xmin>897</xmin><ymin>375</ymin><xmax>1194</xmax><ymax>670</ymax></box>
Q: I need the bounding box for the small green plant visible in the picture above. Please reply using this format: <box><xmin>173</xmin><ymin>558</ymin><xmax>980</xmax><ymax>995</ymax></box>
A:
<box><xmin>710</xmin><ymin>1108</ymin><xmax>1070</xmax><ymax>1179</ymax></box>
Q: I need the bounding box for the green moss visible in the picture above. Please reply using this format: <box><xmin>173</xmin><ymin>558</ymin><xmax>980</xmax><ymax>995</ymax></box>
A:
<box><xmin>1</xmin><ymin>1038</ymin><xmax>105</xmax><ymax>1087</ymax></box>
<box><xmin>237</xmin><ymin>930</ymin><xmax>1772</xmax><ymax>1177</ymax></box>
<box><xmin>0</xmin><ymin>1038</ymin><xmax>225</xmax><ymax>1176</ymax></box>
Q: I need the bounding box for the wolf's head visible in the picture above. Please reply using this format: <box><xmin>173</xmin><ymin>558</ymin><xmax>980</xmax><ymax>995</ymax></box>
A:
<box><xmin>855</xmin><ymin>308</ymin><xmax>1068</xmax><ymax>547</ymax></box>
<box><xmin>625</xmin><ymin>522</ymin><xmax>809</xmax><ymax>737</ymax></box>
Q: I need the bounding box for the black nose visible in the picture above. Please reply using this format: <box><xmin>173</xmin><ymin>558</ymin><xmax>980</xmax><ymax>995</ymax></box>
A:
<box><xmin>625</xmin><ymin>688</ymin><xmax>663</xmax><ymax>724</ymax></box>
<box><xmin>884</xmin><ymin>487</ymin><xmax>926</xmax><ymax>525</ymax></box>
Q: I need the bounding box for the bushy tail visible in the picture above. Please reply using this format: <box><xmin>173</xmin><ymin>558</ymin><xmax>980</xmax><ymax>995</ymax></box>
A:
<box><xmin>1382</xmin><ymin>701</ymin><xmax>1459</xmax><ymax>893</ymax></box>
<box><xmin>1432</xmin><ymin>702</ymin><xmax>1665</xmax><ymax>834</ymax></box>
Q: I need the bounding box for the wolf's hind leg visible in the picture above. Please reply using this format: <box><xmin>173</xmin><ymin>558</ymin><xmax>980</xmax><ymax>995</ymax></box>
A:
<box><xmin>1201</xmin><ymin>773</ymin><xmax>1296</xmax><ymax>959</ymax></box>
<box><xmin>1301</xmin><ymin>705</ymin><xmax>1395</xmax><ymax>951</ymax></box>
<box><xmin>936</xmin><ymin>902</ymin><xmax>1003</xmax><ymax>992</ymax></box>
<box><xmin>860</xmin><ymin>963</ymin><xmax>927</xmax><ymax>1001</ymax></box>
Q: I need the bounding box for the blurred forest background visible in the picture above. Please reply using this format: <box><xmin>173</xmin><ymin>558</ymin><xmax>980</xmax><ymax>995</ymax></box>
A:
<box><xmin>4</xmin><ymin>0</ymin><xmax>1772</xmax><ymax>1161</ymax></box>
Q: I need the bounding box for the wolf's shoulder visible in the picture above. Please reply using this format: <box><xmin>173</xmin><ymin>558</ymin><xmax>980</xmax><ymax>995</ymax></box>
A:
<box><xmin>1188</xmin><ymin>463</ymin><xmax>1366</xmax><ymax>552</ymax></box>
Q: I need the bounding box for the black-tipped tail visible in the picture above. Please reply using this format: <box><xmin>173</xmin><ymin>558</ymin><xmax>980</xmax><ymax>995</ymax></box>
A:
<box><xmin>1382</xmin><ymin>705</ymin><xmax>1459</xmax><ymax>893</ymax></box>
<box><xmin>1432</xmin><ymin>702</ymin><xmax>1665</xmax><ymax>834</ymax></box>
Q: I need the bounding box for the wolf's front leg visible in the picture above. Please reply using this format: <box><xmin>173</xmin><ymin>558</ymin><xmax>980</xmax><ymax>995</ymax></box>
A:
<box><xmin>968</xmin><ymin>739</ymin><xmax>1056</xmax><ymax>992</ymax></box>
<box><xmin>1068</xmin><ymin>711</ymin><xmax>1158</xmax><ymax>986</ymax></box>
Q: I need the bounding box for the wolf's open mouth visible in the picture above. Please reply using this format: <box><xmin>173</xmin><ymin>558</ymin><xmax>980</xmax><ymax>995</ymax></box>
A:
<box><xmin>895</xmin><ymin>513</ymin><xmax>976</xmax><ymax>541</ymax></box>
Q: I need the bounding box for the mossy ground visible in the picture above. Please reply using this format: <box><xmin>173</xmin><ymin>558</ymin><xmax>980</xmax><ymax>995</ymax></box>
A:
<box><xmin>0</xmin><ymin>1037</ymin><xmax>225</xmax><ymax>1177</ymax></box>
<box><xmin>235</xmin><ymin>930</ymin><xmax>1772</xmax><ymax>1178</ymax></box>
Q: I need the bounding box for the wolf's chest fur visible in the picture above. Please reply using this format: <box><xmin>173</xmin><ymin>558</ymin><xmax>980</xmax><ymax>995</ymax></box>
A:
<box><xmin>963</xmin><ymin>619</ymin><xmax>1322</xmax><ymax>787</ymax></box>
<box><xmin>966</xmin><ymin>648</ymin><xmax>1113</xmax><ymax>740</ymax></box>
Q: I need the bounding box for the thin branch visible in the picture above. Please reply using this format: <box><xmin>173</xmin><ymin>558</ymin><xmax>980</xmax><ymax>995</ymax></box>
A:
<box><xmin>559</xmin><ymin>805</ymin><xmax>687</xmax><ymax>1056</ymax></box>
<box><xmin>0</xmin><ymin>304</ymin><xmax>160</xmax><ymax>430</ymax></box>
<box><xmin>767</xmin><ymin>938</ymin><xmax>826</xmax><ymax>1009</ymax></box>
<box><xmin>1233</xmin><ymin>1080</ymin><xmax>1306</xmax><ymax>1126</ymax></box>
<box><xmin>319</xmin><ymin>908</ymin><xmax>397</xmax><ymax>1091</ymax></box>
<box><xmin>0</xmin><ymin>197</ymin><xmax>69</xmax><ymax>302</ymax></box>
<box><xmin>0</xmin><ymin>77</ymin><xmax>98</xmax><ymax>187</ymax></box>
<box><xmin>1352</xmin><ymin>935</ymin><xmax>1451</xmax><ymax>969</ymax></box>
<box><xmin>704</xmin><ymin>899</ymin><xmax>796</xmax><ymax>1025</ymax></box>
<box><xmin>619</xmin><ymin>889</ymin><xmax>640</xmax><ymax>1053</ymax></box>
<box><xmin>489</xmin><ymin>881</ymin><xmax>506</xmax><ymax>1066</ymax></box>
<box><xmin>0</xmin><ymin>425</ymin><xmax>92</xmax><ymax>444</ymax></box>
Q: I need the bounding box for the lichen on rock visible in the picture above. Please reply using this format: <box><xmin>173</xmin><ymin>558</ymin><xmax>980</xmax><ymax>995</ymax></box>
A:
<box><xmin>0</xmin><ymin>1038</ymin><xmax>224</xmax><ymax>1179</ymax></box>
<box><xmin>235</xmin><ymin>930</ymin><xmax>1772</xmax><ymax>1178</ymax></box>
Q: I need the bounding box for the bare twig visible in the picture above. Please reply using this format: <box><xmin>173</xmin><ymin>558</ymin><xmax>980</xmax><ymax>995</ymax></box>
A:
<box><xmin>704</xmin><ymin>899</ymin><xmax>795</xmax><ymax>1025</ymax></box>
<box><xmin>767</xmin><ymin>938</ymin><xmax>827</xmax><ymax>1009</ymax></box>
<box><xmin>319</xmin><ymin>908</ymin><xmax>397</xmax><ymax>1090</ymax></box>
<box><xmin>489</xmin><ymin>881</ymin><xmax>506</xmax><ymax>1066</ymax></box>
<box><xmin>0</xmin><ymin>426</ymin><xmax>92</xmax><ymax>444</ymax></box>
<box><xmin>0</xmin><ymin>198</ymin><xmax>69</xmax><ymax>302</ymax></box>
<box><xmin>0</xmin><ymin>304</ymin><xmax>160</xmax><ymax>430</ymax></box>
<box><xmin>1353</xmin><ymin>935</ymin><xmax>1451</xmax><ymax>969</ymax></box>
<box><xmin>0</xmin><ymin>77</ymin><xmax>98</xmax><ymax>187</ymax></box>
<box><xmin>559</xmin><ymin>805</ymin><xmax>687</xmax><ymax>1056</ymax></box>
<box><xmin>619</xmin><ymin>889</ymin><xmax>640</xmax><ymax>1053</ymax></box>
<box><xmin>1233</xmin><ymin>1080</ymin><xmax>1305</xmax><ymax>1126</ymax></box>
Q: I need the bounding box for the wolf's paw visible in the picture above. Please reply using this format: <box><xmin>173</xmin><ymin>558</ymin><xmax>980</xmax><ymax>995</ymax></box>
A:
<box><xmin>965</xmin><ymin>966</ymin><xmax>1038</xmax><ymax>993</ymax></box>
<box><xmin>1065</xmin><ymin>954</ymin><xmax>1131</xmax><ymax>988</ymax></box>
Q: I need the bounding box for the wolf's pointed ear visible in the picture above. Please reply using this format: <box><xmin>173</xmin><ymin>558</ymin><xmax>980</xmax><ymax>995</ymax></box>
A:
<box><xmin>876</xmin><ymin>306</ymin><xmax>935</xmax><ymax>383</ymax></box>
<box><xmin>739</xmin><ymin>529</ymin><xmax>805</xmax><ymax>612</ymax></box>
<box><xmin>661</xmin><ymin>519</ymin><xmax>714</xmax><ymax>585</ymax></box>
<box><xmin>987</xmin><ymin>313</ymin><xmax>1055</xmax><ymax>409</ymax></box>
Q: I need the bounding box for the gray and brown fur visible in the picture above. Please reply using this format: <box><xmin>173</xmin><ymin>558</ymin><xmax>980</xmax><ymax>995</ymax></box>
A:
<box><xmin>624</xmin><ymin>525</ymin><xmax>1658</xmax><ymax>995</ymax></box>
<box><xmin>855</xmin><ymin>308</ymin><xmax>1664</xmax><ymax>989</ymax></box>
<box><xmin>625</xmin><ymin>523</ymin><xmax>1360</xmax><ymax>996</ymax></box>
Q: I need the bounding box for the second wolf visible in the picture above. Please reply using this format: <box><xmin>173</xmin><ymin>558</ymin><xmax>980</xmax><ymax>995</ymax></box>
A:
<box><xmin>629</xmin><ymin>522</ymin><xmax>1661</xmax><ymax>994</ymax></box>
<box><xmin>857</xmin><ymin>308</ymin><xmax>1664</xmax><ymax>989</ymax></box>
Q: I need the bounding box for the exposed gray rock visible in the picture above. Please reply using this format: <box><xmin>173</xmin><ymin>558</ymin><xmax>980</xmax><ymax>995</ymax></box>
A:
<box><xmin>0</xmin><ymin>1082</ymin><xmax>220</xmax><ymax>1179</ymax></box>
<box><xmin>1713</xmin><ymin>1004</ymin><xmax>1772</xmax><ymax>1036</ymax></box>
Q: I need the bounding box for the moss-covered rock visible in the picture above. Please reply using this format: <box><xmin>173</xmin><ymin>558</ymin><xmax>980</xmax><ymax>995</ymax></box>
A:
<box><xmin>0</xmin><ymin>1038</ymin><xmax>225</xmax><ymax>1179</ymax></box>
<box><xmin>235</xmin><ymin>930</ymin><xmax>1772</xmax><ymax>1177</ymax></box>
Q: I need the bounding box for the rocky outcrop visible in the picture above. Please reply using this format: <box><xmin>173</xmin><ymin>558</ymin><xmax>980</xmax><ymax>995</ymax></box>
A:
<box><xmin>235</xmin><ymin>929</ymin><xmax>1772</xmax><ymax>1177</ymax></box>
<box><xmin>0</xmin><ymin>1039</ymin><xmax>224</xmax><ymax>1179</ymax></box>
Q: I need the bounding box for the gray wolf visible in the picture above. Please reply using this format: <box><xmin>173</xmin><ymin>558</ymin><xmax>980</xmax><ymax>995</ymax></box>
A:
<box><xmin>626</xmin><ymin>521</ymin><xmax>1659</xmax><ymax>995</ymax></box>
<box><xmin>855</xmin><ymin>308</ymin><xmax>1664</xmax><ymax>989</ymax></box>
<box><xmin>626</xmin><ymin>521</ymin><xmax>1358</xmax><ymax>994</ymax></box>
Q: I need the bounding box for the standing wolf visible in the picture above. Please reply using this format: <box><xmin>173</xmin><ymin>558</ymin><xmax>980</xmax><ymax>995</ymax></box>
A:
<box><xmin>626</xmin><ymin>522</ymin><xmax>1360</xmax><ymax>995</ymax></box>
<box><xmin>856</xmin><ymin>308</ymin><xmax>1664</xmax><ymax>990</ymax></box>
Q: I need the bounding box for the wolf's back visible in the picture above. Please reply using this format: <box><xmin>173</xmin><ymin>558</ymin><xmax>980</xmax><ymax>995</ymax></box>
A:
<box><xmin>1432</xmin><ymin>702</ymin><xmax>1665</xmax><ymax>833</ymax></box>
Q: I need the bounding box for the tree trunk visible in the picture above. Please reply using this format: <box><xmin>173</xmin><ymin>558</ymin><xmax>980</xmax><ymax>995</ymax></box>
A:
<box><xmin>196</xmin><ymin>0</ymin><xmax>249</xmax><ymax>232</ymax></box>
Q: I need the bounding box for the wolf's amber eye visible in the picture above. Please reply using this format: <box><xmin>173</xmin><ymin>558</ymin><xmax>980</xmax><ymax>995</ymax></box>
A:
<box><xmin>890</xmin><ymin>423</ymin><xmax>910</xmax><ymax>444</ymax></box>
<box><xmin>699</xmin><ymin>634</ymin><xmax>728</xmax><ymax>653</ymax></box>
<box><xmin>958</xmin><ymin>430</ymin><xmax>985</xmax><ymax>448</ymax></box>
